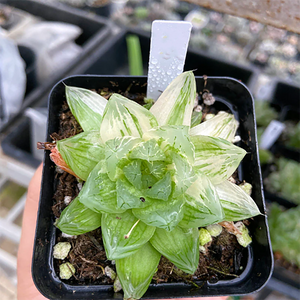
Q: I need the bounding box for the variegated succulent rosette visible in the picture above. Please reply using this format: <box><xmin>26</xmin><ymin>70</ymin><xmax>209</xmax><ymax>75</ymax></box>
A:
<box><xmin>47</xmin><ymin>71</ymin><xmax>261</xmax><ymax>300</ymax></box>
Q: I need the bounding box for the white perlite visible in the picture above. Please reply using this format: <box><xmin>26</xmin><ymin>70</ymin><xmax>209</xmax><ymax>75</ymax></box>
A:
<box><xmin>114</xmin><ymin>276</ymin><xmax>122</xmax><ymax>293</ymax></box>
<box><xmin>206</xmin><ymin>224</ymin><xmax>223</xmax><ymax>237</ymax></box>
<box><xmin>105</xmin><ymin>266</ymin><xmax>116</xmax><ymax>280</ymax></box>
<box><xmin>53</xmin><ymin>242</ymin><xmax>71</xmax><ymax>260</ymax></box>
<box><xmin>64</xmin><ymin>196</ymin><xmax>72</xmax><ymax>205</ymax></box>
<box><xmin>59</xmin><ymin>262</ymin><xmax>75</xmax><ymax>280</ymax></box>
<box><xmin>234</xmin><ymin>222</ymin><xmax>252</xmax><ymax>247</ymax></box>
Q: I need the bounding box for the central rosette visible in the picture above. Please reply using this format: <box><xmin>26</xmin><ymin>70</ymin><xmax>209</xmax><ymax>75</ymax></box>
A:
<box><xmin>79</xmin><ymin>125</ymin><xmax>197</xmax><ymax>232</ymax></box>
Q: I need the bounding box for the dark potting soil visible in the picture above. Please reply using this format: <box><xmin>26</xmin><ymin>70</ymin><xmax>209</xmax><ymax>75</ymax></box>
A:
<box><xmin>50</xmin><ymin>87</ymin><xmax>248</xmax><ymax>286</ymax></box>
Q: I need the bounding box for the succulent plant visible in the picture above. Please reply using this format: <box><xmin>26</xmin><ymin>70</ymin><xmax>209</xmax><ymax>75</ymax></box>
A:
<box><xmin>46</xmin><ymin>71</ymin><xmax>260</xmax><ymax>300</ymax></box>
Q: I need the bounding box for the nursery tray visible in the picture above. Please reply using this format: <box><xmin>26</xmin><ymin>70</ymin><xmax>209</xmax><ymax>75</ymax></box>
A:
<box><xmin>0</xmin><ymin>0</ymin><xmax>111</xmax><ymax>133</ymax></box>
<box><xmin>32</xmin><ymin>75</ymin><xmax>273</xmax><ymax>299</ymax></box>
<box><xmin>270</xmin><ymin>81</ymin><xmax>300</xmax><ymax>112</ymax></box>
<box><xmin>71</xmin><ymin>29</ymin><xmax>257</xmax><ymax>87</ymax></box>
<box><xmin>274</xmin><ymin>106</ymin><xmax>300</xmax><ymax>163</ymax></box>
<box><xmin>1</xmin><ymin>116</ymin><xmax>41</xmax><ymax>168</ymax></box>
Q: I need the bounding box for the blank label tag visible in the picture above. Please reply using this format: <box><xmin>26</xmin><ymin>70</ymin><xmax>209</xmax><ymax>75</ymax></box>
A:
<box><xmin>147</xmin><ymin>20</ymin><xmax>192</xmax><ymax>100</ymax></box>
<box><xmin>260</xmin><ymin>120</ymin><xmax>286</xmax><ymax>150</ymax></box>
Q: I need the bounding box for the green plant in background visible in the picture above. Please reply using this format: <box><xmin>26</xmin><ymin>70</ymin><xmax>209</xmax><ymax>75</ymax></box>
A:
<box><xmin>268</xmin><ymin>203</ymin><xmax>300</xmax><ymax>267</ymax></box>
<box><xmin>265</xmin><ymin>158</ymin><xmax>300</xmax><ymax>204</ymax></box>
<box><xmin>286</xmin><ymin>121</ymin><xmax>300</xmax><ymax>149</ymax></box>
<box><xmin>48</xmin><ymin>71</ymin><xmax>260</xmax><ymax>300</ymax></box>
<box><xmin>257</xmin><ymin>127</ymin><xmax>274</xmax><ymax>165</ymax></box>
<box><xmin>126</xmin><ymin>34</ymin><xmax>143</xmax><ymax>76</ymax></box>
<box><xmin>255</xmin><ymin>100</ymin><xmax>279</xmax><ymax>127</ymax></box>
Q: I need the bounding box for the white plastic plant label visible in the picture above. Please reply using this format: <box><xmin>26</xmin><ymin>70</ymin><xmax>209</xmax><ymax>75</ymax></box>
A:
<box><xmin>147</xmin><ymin>20</ymin><xmax>192</xmax><ymax>100</ymax></box>
<box><xmin>260</xmin><ymin>120</ymin><xmax>286</xmax><ymax>150</ymax></box>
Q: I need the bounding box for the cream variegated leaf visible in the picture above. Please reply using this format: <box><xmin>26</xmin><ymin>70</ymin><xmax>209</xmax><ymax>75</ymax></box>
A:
<box><xmin>190</xmin><ymin>111</ymin><xmax>239</xmax><ymax>142</ymax></box>
<box><xmin>216</xmin><ymin>180</ymin><xmax>261</xmax><ymax>221</ymax></box>
<box><xmin>191</xmin><ymin>135</ymin><xmax>246</xmax><ymax>184</ymax></box>
<box><xmin>150</xmin><ymin>71</ymin><xmax>196</xmax><ymax>127</ymax></box>
<box><xmin>65</xmin><ymin>86</ymin><xmax>107</xmax><ymax>131</ymax></box>
<box><xmin>100</xmin><ymin>93</ymin><xmax>158</xmax><ymax>143</ymax></box>
<box><xmin>179</xmin><ymin>173</ymin><xmax>225</xmax><ymax>228</ymax></box>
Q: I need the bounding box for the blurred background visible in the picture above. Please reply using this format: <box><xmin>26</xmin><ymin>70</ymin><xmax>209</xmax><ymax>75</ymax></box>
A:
<box><xmin>0</xmin><ymin>0</ymin><xmax>299</xmax><ymax>299</ymax></box>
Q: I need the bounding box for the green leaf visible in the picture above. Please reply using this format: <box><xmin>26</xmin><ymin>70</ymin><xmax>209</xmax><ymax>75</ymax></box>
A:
<box><xmin>143</xmin><ymin>125</ymin><xmax>195</xmax><ymax>164</ymax></box>
<box><xmin>190</xmin><ymin>112</ymin><xmax>239</xmax><ymax>142</ymax></box>
<box><xmin>116</xmin><ymin>177</ymin><xmax>154</xmax><ymax>210</ymax></box>
<box><xmin>132</xmin><ymin>196</ymin><xmax>185</xmax><ymax>231</ymax></box>
<box><xmin>79</xmin><ymin>160</ymin><xmax>125</xmax><ymax>214</ymax></box>
<box><xmin>144</xmin><ymin>161</ymin><xmax>166</xmax><ymax>179</ymax></box>
<box><xmin>100</xmin><ymin>93</ymin><xmax>158</xmax><ymax>143</ymax></box>
<box><xmin>126</xmin><ymin>34</ymin><xmax>143</xmax><ymax>76</ymax></box>
<box><xmin>150</xmin><ymin>71</ymin><xmax>196</xmax><ymax>127</ymax></box>
<box><xmin>191</xmin><ymin>110</ymin><xmax>202</xmax><ymax>128</ymax></box>
<box><xmin>116</xmin><ymin>243</ymin><xmax>161</xmax><ymax>300</ymax></box>
<box><xmin>65</xmin><ymin>86</ymin><xmax>107</xmax><ymax>131</ymax></box>
<box><xmin>129</xmin><ymin>139</ymin><xmax>166</xmax><ymax>161</ymax></box>
<box><xmin>123</xmin><ymin>160</ymin><xmax>143</xmax><ymax>189</ymax></box>
<box><xmin>150</xmin><ymin>227</ymin><xmax>199</xmax><ymax>274</ymax></box>
<box><xmin>101</xmin><ymin>211</ymin><xmax>155</xmax><ymax>260</ymax></box>
<box><xmin>170</xmin><ymin>152</ymin><xmax>197</xmax><ymax>196</ymax></box>
<box><xmin>215</xmin><ymin>180</ymin><xmax>261</xmax><ymax>221</ymax></box>
<box><xmin>191</xmin><ymin>135</ymin><xmax>246</xmax><ymax>184</ymax></box>
<box><xmin>144</xmin><ymin>172</ymin><xmax>172</xmax><ymax>201</ymax></box>
<box><xmin>57</xmin><ymin>131</ymin><xmax>105</xmax><ymax>181</ymax></box>
<box><xmin>179</xmin><ymin>173</ymin><xmax>225</xmax><ymax>228</ymax></box>
<box><xmin>56</xmin><ymin>197</ymin><xmax>101</xmax><ymax>235</ymax></box>
<box><xmin>105</xmin><ymin>137</ymin><xmax>142</xmax><ymax>181</ymax></box>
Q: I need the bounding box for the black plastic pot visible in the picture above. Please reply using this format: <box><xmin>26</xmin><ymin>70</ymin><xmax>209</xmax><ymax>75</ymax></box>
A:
<box><xmin>32</xmin><ymin>75</ymin><xmax>273</xmax><ymax>299</ymax></box>
<box><xmin>0</xmin><ymin>0</ymin><xmax>111</xmax><ymax>133</ymax></box>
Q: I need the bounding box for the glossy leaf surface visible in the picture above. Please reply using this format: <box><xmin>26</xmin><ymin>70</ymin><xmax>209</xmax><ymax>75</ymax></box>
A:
<box><xmin>191</xmin><ymin>135</ymin><xmax>246</xmax><ymax>184</ymax></box>
<box><xmin>216</xmin><ymin>180</ymin><xmax>261</xmax><ymax>221</ymax></box>
<box><xmin>65</xmin><ymin>86</ymin><xmax>107</xmax><ymax>131</ymax></box>
<box><xmin>150</xmin><ymin>71</ymin><xmax>196</xmax><ymax>127</ymax></box>
<box><xmin>150</xmin><ymin>227</ymin><xmax>199</xmax><ymax>274</ymax></box>
<box><xmin>102</xmin><ymin>211</ymin><xmax>155</xmax><ymax>260</ymax></box>
<box><xmin>56</xmin><ymin>197</ymin><xmax>101</xmax><ymax>235</ymax></box>
<box><xmin>57</xmin><ymin>131</ymin><xmax>105</xmax><ymax>181</ymax></box>
<box><xmin>179</xmin><ymin>173</ymin><xmax>225</xmax><ymax>228</ymax></box>
<box><xmin>100</xmin><ymin>93</ymin><xmax>158</xmax><ymax>143</ymax></box>
<box><xmin>79</xmin><ymin>161</ymin><xmax>125</xmax><ymax>214</ymax></box>
<box><xmin>116</xmin><ymin>243</ymin><xmax>161</xmax><ymax>300</ymax></box>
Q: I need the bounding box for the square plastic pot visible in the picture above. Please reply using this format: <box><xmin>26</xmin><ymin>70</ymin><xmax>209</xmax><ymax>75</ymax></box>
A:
<box><xmin>32</xmin><ymin>75</ymin><xmax>273</xmax><ymax>299</ymax></box>
<box><xmin>0</xmin><ymin>0</ymin><xmax>111</xmax><ymax>133</ymax></box>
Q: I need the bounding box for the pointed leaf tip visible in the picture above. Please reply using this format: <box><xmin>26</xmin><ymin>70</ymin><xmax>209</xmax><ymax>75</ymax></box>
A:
<box><xmin>150</xmin><ymin>71</ymin><xmax>196</xmax><ymax>127</ymax></box>
<box><xmin>65</xmin><ymin>86</ymin><xmax>107</xmax><ymax>131</ymax></box>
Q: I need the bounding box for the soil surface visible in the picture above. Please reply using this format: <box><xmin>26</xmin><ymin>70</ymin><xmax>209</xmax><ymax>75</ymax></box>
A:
<box><xmin>50</xmin><ymin>87</ymin><xmax>248</xmax><ymax>286</ymax></box>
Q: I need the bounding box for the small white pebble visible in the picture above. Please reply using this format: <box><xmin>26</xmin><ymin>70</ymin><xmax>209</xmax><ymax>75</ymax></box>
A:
<box><xmin>199</xmin><ymin>245</ymin><xmax>206</xmax><ymax>253</ymax></box>
<box><xmin>77</xmin><ymin>182</ymin><xmax>83</xmax><ymax>191</ymax></box>
<box><xmin>232</xmin><ymin>135</ymin><xmax>241</xmax><ymax>143</ymax></box>
<box><xmin>105</xmin><ymin>266</ymin><xmax>116</xmax><ymax>280</ymax></box>
<box><xmin>59</xmin><ymin>262</ymin><xmax>75</xmax><ymax>280</ymax></box>
<box><xmin>111</xmin><ymin>260</ymin><xmax>116</xmax><ymax>265</ymax></box>
<box><xmin>53</xmin><ymin>242</ymin><xmax>71</xmax><ymax>260</ymax></box>
<box><xmin>62</xmin><ymin>233</ymin><xmax>77</xmax><ymax>239</ymax></box>
<box><xmin>114</xmin><ymin>276</ymin><xmax>122</xmax><ymax>293</ymax></box>
<box><xmin>64</xmin><ymin>196</ymin><xmax>72</xmax><ymax>205</ymax></box>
